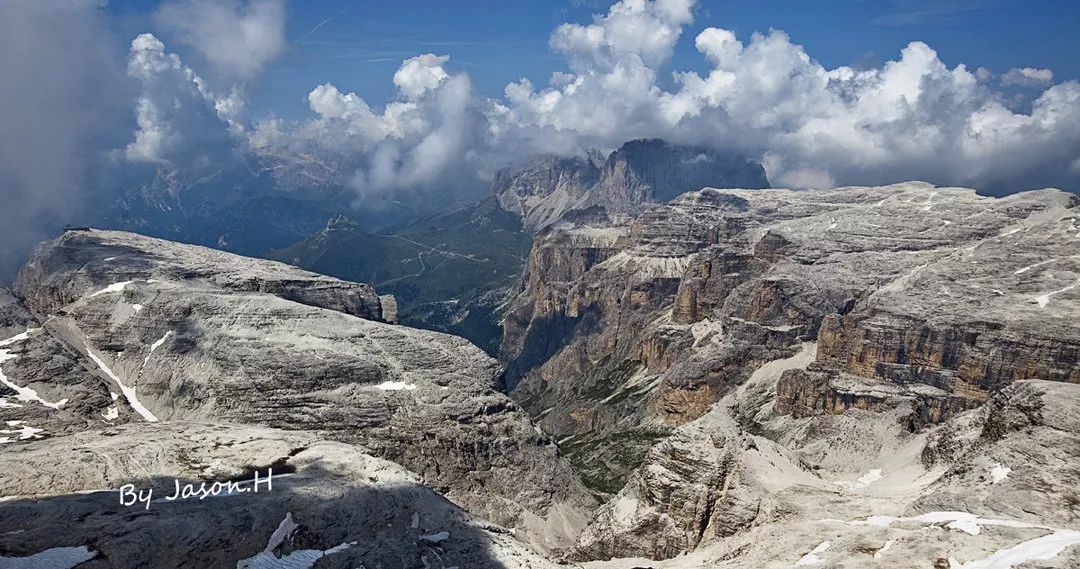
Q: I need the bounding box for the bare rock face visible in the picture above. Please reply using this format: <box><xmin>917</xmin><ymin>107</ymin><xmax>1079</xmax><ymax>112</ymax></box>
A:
<box><xmin>1</xmin><ymin>229</ymin><xmax>594</xmax><ymax>555</ymax></box>
<box><xmin>527</xmin><ymin>183</ymin><xmax>1080</xmax><ymax>567</ymax></box>
<box><xmin>572</xmin><ymin>360</ymin><xmax>1080</xmax><ymax>567</ymax></box>
<box><xmin>492</xmin><ymin>139</ymin><xmax>768</xmax><ymax>232</ymax></box>
<box><xmin>502</xmin><ymin>183</ymin><xmax>1079</xmax><ymax>495</ymax></box>
<box><xmin>917</xmin><ymin>380</ymin><xmax>1080</xmax><ymax>529</ymax></box>
<box><xmin>494</xmin><ymin>152</ymin><xmax>603</xmax><ymax>231</ymax></box>
<box><xmin>0</xmin><ymin>422</ymin><xmax>561</xmax><ymax>568</ymax></box>
<box><xmin>0</xmin><ymin>288</ymin><xmax>33</xmax><ymax>339</ymax></box>
<box><xmin>572</xmin><ymin>344</ymin><xmax>820</xmax><ymax>560</ymax></box>
<box><xmin>15</xmin><ymin>229</ymin><xmax>387</xmax><ymax>321</ymax></box>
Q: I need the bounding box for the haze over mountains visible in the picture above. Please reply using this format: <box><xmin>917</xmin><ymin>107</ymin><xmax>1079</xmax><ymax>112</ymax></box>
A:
<box><xmin>3</xmin><ymin>0</ymin><xmax>1079</xmax><ymax>282</ymax></box>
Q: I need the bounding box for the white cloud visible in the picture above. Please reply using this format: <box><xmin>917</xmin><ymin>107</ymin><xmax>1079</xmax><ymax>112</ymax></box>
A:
<box><xmin>394</xmin><ymin>54</ymin><xmax>451</xmax><ymax>100</ymax></box>
<box><xmin>154</xmin><ymin>0</ymin><xmax>286</xmax><ymax>80</ymax></box>
<box><xmin>0</xmin><ymin>0</ymin><xmax>129</xmax><ymax>279</ymax></box>
<box><xmin>551</xmin><ymin>0</ymin><xmax>694</xmax><ymax>70</ymax></box>
<box><xmin>245</xmin><ymin>0</ymin><xmax>1080</xmax><ymax>197</ymax></box>
<box><xmin>250</xmin><ymin>53</ymin><xmax>486</xmax><ymax>203</ymax></box>
<box><xmin>123</xmin><ymin>33</ymin><xmax>238</xmax><ymax>166</ymax></box>
<box><xmin>1001</xmin><ymin>67</ymin><xmax>1054</xmax><ymax>86</ymax></box>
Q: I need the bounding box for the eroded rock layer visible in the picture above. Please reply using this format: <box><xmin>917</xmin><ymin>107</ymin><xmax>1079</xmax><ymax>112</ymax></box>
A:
<box><xmin>502</xmin><ymin>183</ymin><xmax>1080</xmax><ymax>493</ymax></box>
<box><xmin>1</xmin><ymin>229</ymin><xmax>595</xmax><ymax>556</ymax></box>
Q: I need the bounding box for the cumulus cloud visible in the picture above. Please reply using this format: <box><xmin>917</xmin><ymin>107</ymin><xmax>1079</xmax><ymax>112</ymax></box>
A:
<box><xmin>394</xmin><ymin>54</ymin><xmax>451</xmax><ymax>99</ymax></box>
<box><xmin>0</xmin><ymin>0</ymin><xmax>130</xmax><ymax>280</ymax></box>
<box><xmin>1001</xmin><ymin>67</ymin><xmax>1054</xmax><ymax>86</ymax></box>
<box><xmin>123</xmin><ymin>33</ymin><xmax>238</xmax><ymax>166</ymax></box>
<box><xmin>550</xmin><ymin>0</ymin><xmax>694</xmax><ymax>70</ymax></box>
<box><xmin>154</xmin><ymin>0</ymin><xmax>286</xmax><ymax>80</ymax></box>
<box><xmin>250</xmin><ymin>53</ymin><xmax>487</xmax><ymax>204</ymax></box>
<box><xmin>242</xmin><ymin>0</ymin><xmax>1080</xmax><ymax>197</ymax></box>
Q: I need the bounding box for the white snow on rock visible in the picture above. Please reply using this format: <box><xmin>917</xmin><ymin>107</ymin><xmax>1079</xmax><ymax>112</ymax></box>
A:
<box><xmin>131</xmin><ymin>304</ymin><xmax>144</xmax><ymax>313</ymax></box>
<box><xmin>0</xmin><ymin>423</ymin><xmax>44</xmax><ymax>444</ymax></box>
<box><xmin>86</xmin><ymin>348</ymin><xmax>158</xmax><ymax>422</ymax></box>
<box><xmin>820</xmin><ymin>511</ymin><xmax>1080</xmax><ymax>568</ymax></box>
<box><xmin>949</xmin><ymin>529</ymin><xmax>1080</xmax><ymax>569</ymax></box>
<box><xmin>874</xmin><ymin>540</ymin><xmax>895</xmax><ymax>559</ymax></box>
<box><xmin>990</xmin><ymin>464</ymin><xmax>1011</xmax><ymax>484</ymax></box>
<box><xmin>0</xmin><ymin>398</ymin><xmax>21</xmax><ymax>408</ymax></box>
<box><xmin>102</xmin><ymin>406</ymin><xmax>119</xmax><ymax>421</ymax></box>
<box><xmin>845</xmin><ymin>511</ymin><xmax>1041</xmax><ymax>536</ymax></box>
<box><xmin>236</xmin><ymin>513</ymin><xmax>355</xmax><ymax>569</ymax></box>
<box><xmin>836</xmin><ymin>469</ymin><xmax>884</xmax><ymax>490</ymax></box>
<box><xmin>0</xmin><ymin>330</ymin><xmax>68</xmax><ymax>410</ymax></box>
<box><xmin>420</xmin><ymin>531</ymin><xmax>450</xmax><ymax>544</ymax></box>
<box><xmin>0</xmin><ymin>546</ymin><xmax>98</xmax><ymax>568</ymax></box>
<box><xmin>144</xmin><ymin>331</ymin><xmax>174</xmax><ymax>367</ymax></box>
<box><xmin>88</xmin><ymin>281</ymin><xmax>135</xmax><ymax>298</ymax></box>
<box><xmin>376</xmin><ymin>381</ymin><xmax>417</xmax><ymax>391</ymax></box>
<box><xmin>1034</xmin><ymin>278</ymin><xmax>1080</xmax><ymax>308</ymax></box>
<box><xmin>795</xmin><ymin>541</ymin><xmax>830</xmax><ymax>566</ymax></box>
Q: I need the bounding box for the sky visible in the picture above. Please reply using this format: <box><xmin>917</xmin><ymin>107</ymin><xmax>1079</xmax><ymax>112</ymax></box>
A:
<box><xmin>98</xmin><ymin>0</ymin><xmax>1080</xmax><ymax>120</ymax></box>
<box><xmin>1</xmin><ymin>0</ymin><xmax>1079</xmax><ymax>276</ymax></box>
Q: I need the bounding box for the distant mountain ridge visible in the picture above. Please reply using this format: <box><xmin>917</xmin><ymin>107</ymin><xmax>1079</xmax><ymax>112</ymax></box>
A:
<box><xmin>272</xmin><ymin>139</ymin><xmax>770</xmax><ymax>352</ymax></box>
<box><xmin>493</xmin><ymin>139</ymin><xmax>770</xmax><ymax>231</ymax></box>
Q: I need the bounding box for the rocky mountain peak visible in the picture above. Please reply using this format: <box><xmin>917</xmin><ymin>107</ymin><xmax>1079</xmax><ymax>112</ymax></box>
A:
<box><xmin>599</xmin><ymin>138</ymin><xmax>769</xmax><ymax>204</ymax></box>
<box><xmin>493</xmin><ymin>139</ymin><xmax>770</xmax><ymax>232</ymax></box>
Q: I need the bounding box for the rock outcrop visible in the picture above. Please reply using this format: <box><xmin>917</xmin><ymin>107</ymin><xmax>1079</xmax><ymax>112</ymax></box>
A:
<box><xmin>0</xmin><ymin>422</ymin><xmax>560</xmax><ymax>569</ymax></box>
<box><xmin>0</xmin><ymin>229</ymin><xmax>595</xmax><ymax>556</ymax></box>
<box><xmin>572</xmin><ymin>354</ymin><xmax>1080</xmax><ymax>567</ymax></box>
<box><xmin>502</xmin><ymin>183</ymin><xmax>1080</xmax><ymax>495</ymax></box>
<box><xmin>493</xmin><ymin>139</ymin><xmax>769</xmax><ymax>232</ymax></box>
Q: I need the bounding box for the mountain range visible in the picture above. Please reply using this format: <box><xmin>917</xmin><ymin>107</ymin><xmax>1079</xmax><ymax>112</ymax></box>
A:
<box><xmin>1</xmin><ymin>139</ymin><xmax>1079</xmax><ymax>568</ymax></box>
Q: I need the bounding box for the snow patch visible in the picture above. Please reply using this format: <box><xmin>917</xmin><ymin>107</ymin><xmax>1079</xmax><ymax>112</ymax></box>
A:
<box><xmin>131</xmin><ymin>304</ymin><xmax>144</xmax><ymax>313</ymax></box>
<box><xmin>102</xmin><ymin>406</ymin><xmax>119</xmax><ymax>421</ymax></box>
<box><xmin>86</xmin><ymin>348</ymin><xmax>158</xmax><ymax>422</ymax></box>
<box><xmin>845</xmin><ymin>511</ymin><xmax>1047</xmax><ymax>536</ymax></box>
<box><xmin>236</xmin><ymin>513</ymin><xmax>355</xmax><ymax>569</ymax></box>
<box><xmin>836</xmin><ymin>469</ymin><xmax>884</xmax><ymax>491</ymax></box>
<box><xmin>990</xmin><ymin>464</ymin><xmax>1011</xmax><ymax>484</ymax></box>
<box><xmin>88</xmin><ymin>281</ymin><xmax>135</xmax><ymax>297</ymax></box>
<box><xmin>420</xmin><ymin>531</ymin><xmax>450</xmax><ymax>544</ymax></box>
<box><xmin>0</xmin><ymin>546</ymin><xmax>98</xmax><ymax>568</ymax></box>
<box><xmin>144</xmin><ymin>331</ymin><xmax>174</xmax><ymax>367</ymax></box>
<box><xmin>0</xmin><ymin>423</ymin><xmax>45</xmax><ymax>443</ymax></box>
<box><xmin>1034</xmin><ymin>278</ymin><xmax>1080</xmax><ymax>308</ymax></box>
<box><xmin>0</xmin><ymin>330</ymin><xmax>68</xmax><ymax>410</ymax></box>
<box><xmin>795</xmin><ymin>541</ymin><xmax>830</xmax><ymax>566</ymax></box>
<box><xmin>376</xmin><ymin>381</ymin><xmax>417</xmax><ymax>391</ymax></box>
<box><xmin>949</xmin><ymin>529</ymin><xmax>1080</xmax><ymax>569</ymax></box>
<box><xmin>874</xmin><ymin>540</ymin><xmax>894</xmax><ymax>559</ymax></box>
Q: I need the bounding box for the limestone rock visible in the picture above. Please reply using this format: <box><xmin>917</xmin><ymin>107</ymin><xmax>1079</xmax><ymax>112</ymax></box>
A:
<box><xmin>492</xmin><ymin>139</ymin><xmax>768</xmax><ymax>232</ymax></box>
<box><xmin>2</xmin><ymin>229</ymin><xmax>595</xmax><ymax>554</ymax></box>
<box><xmin>0</xmin><ymin>422</ymin><xmax>561</xmax><ymax>569</ymax></box>
<box><xmin>502</xmin><ymin>183</ymin><xmax>1079</xmax><ymax>493</ymax></box>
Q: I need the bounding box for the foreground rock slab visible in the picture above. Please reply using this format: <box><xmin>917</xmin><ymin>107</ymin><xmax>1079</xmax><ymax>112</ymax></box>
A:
<box><xmin>1</xmin><ymin>229</ymin><xmax>594</xmax><ymax>555</ymax></box>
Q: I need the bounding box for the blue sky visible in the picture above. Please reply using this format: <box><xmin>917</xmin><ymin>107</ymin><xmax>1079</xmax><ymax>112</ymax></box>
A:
<box><xmin>105</xmin><ymin>0</ymin><xmax>1080</xmax><ymax>120</ymax></box>
<box><xmin>2</xmin><ymin>0</ymin><xmax>1079</xmax><ymax>277</ymax></box>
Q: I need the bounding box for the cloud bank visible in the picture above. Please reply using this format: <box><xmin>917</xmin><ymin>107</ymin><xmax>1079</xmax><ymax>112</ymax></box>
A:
<box><xmin>2</xmin><ymin>0</ymin><xmax>1079</xmax><ymax>283</ymax></box>
<box><xmin>242</xmin><ymin>0</ymin><xmax>1080</xmax><ymax>195</ymax></box>
<box><xmin>154</xmin><ymin>0</ymin><xmax>286</xmax><ymax>80</ymax></box>
<box><xmin>0</xmin><ymin>0</ymin><xmax>129</xmax><ymax>279</ymax></box>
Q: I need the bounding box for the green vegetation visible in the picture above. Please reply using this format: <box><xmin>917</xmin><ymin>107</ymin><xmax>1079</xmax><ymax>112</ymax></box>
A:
<box><xmin>270</xmin><ymin>198</ymin><xmax>532</xmax><ymax>354</ymax></box>
<box><xmin>560</xmin><ymin>426</ymin><xmax>671</xmax><ymax>496</ymax></box>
